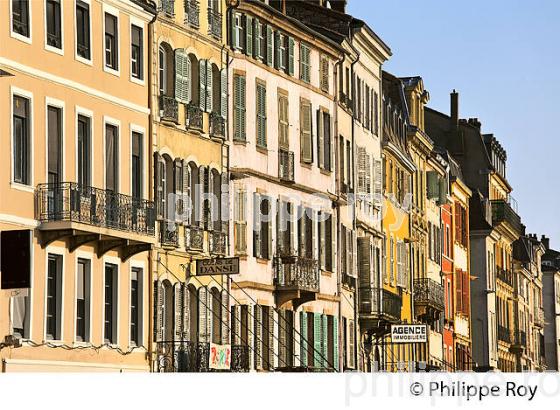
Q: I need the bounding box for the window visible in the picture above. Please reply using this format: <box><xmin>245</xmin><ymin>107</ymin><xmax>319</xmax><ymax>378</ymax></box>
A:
<box><xmin>47</xmin><ymin>106</ymin><xmax>62</xmax><ymax>186</ymax></box>
<box><xmin>104</xmin><ymin>13</ymin><xmax>118</xmax><ymax>70</ymax></box>
<box><xmin>77</xmin><ymin>114</ymin><xmax>91</xmax><ymax>187</ymax></box>
<box><xmin>131</xmin><ymin>131</ymin><xmax>142</xmax><ymax>199</ymax></box>
<box><xmin>233</xmin><ymin>74</ymin><xmax>246</xmax><ymax>141</ymax></box>
<box><xmin>256</xmin><ymin>81</ymin><xmax>267</xmax><ymax>148</ymax></box>
<box><xmin>317</xmin><ymin>110</ymin><xmax>332</xmax><ymax>171</ymax></box>
<box><xmin>105</xmin><ymin>124</ymin><xmax>119</xmax><ymax>192</ymax></box>
<box><xmin>130</xmin><ymin>267</ymin><xmax>142</xmax><ymax>346</ymax></box>
<box><xmin>319</xmin><ymin>212</ymin><xmax>334</xmax><ymax>272</ymax></box>
<box><xmin>231</xmin><ymin>13</ymin><xmax>244</xmax><ymax>51</ymax></box>
<box><xmin>253</xmin><ymin>194</ymin><xmax>271</xmax><ymax>259</ymax></box>
<box><xmin>300</xmin><ymin>43</ymin><xmax>311</xmax><ymax>83</ymax></box>
<box><xmin>76</xmin><ymin>1</ymin><xmax>90</xmax><ymax>60</ymax></box>
<box><xmin>300</xmin><ymin>99</ymin><xmax>312</xmax><ymax>163</ymax></box>
<box><xmin>104</xmin><ymin>263</ymin><xmax>118</xmax><ymax>344</ymax></box>
<box><xmin>46</xmin><ymin>254</ymin><xmax>63</xmax><ymax>340</ymax></box>
<box><xmin>320</xmin><ymin>55</ymin><xmax>329</xmax><ymax>92</ymax></box>
<box><xmin>12</xmin><ymin>0</ymin><xmax>30</xmax><ymax>38</ymax></box>
<box><xmin>131</xmin><ymin>25</ymin><xmax>143</xmax><ymax>80</ymax></box>
<box><xmin>13</xmin><ymin>95</ymin><xmax>31</xmax><ymax>185</ymax></box>
<box><xmin>234</xmin><ymin>187</ymin><xmax>247</xmax><ymax>255</ymax></box>
<box><xmin>278</xmin><ymin>92</ymin><xmax>289</xmax><ymax>149</ymax></box>
<box><xmin>46</xmin><ymin>0</ymin><xmax>62</xmax><ymax>49</ymax></box>
<box><xmin>76</xmin><ymin>258</ymin><xmax>91</xmax><ymax>342</ymax></box>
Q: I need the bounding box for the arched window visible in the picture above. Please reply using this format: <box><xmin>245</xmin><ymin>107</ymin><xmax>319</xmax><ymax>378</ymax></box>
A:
<box><xmin>188</xmin><ymin>53</ymin><xmax>199</xmax><ymax>105</ymax></box>
<box><xmin>159</xmin><ymin>43</ymin><xmax>174</xmax><ymax>97</ymax></box>
<box><xmin>162</xmin><ymin>280</ymin><xmax>174</xmax><ymax>342</ymax></box>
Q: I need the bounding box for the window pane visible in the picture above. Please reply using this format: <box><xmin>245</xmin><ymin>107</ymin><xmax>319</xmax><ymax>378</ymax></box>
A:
<box><xmin>76</xmin><ymin>1</ymin><xmax>90</xmax><ymax>59</ymax></box>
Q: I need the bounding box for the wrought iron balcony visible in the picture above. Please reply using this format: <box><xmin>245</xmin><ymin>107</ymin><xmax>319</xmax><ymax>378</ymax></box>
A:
<box><xmin>535</xmin><ymin>308</ymin><xmax>545</xmax><ymax>328</ymax></box>
<box><xmin>160</xmin><ymin>220</ymin><xmax>179</xmax><ymax>248</ymax></box>
<box><xmin>207</xmin><ymin>8</ymin><xmax>222</xmax><ymax>40</ymax></box>
<box><xmin>274</xmin><ymin>255</ymin><xmax>319</xmax><ymax>293</ymax></box>
<box><xmin>231</xmin><ymin>345</ymin><xmax>250</xmax><ymax>372</ymax></box>
<box><xmin>358</xmin><ymin>287</ymin><xmax>402</xmax><ymax>322</ymax></box>
<box><xmin>159</xmin><ymin>0</ymin><xmax>175</xmax><ymax>18</ymax></box>
<box><xmin>159</xmin><ymin>95</ymin><xmax>179</xmax><ymax>123</ymax></box>
<box><xmin>156</xmin><ymin>341</ymin><xmax>209</xmax><ymax>373</ymax></box>
<box><xmin>36</xmin><ymin>183</ymin><xmax>155</xmax><ymax>236</ymax></box>
<box><xmin>498</xmin><ymin>325</ymin><xmax>512</xmax><ymax>344</ymax></box>
<box><xmin>184</xmin><ymin>0</ymin><xmax>200</xmax><ymax>28</ymax></box>
<box><xmin>491</xmin><ymin>199</ymin><xmax>523</xmax><ymax>235</ymax></box>
<box><xmin>210</xmin><ymin>231</ymin><xmax>227</xmax><ymax>256</ymax></box>
<box><xmin>185</xmin><ymin>225</ymin><xmax>204</xmax><ymax>251</ymax></box>
<box><xmin>497</xmin><ymin>268</ymin><xmax>514</xmax><ymax>287</ymax></box>
<box><xmin>209</xmin><ymin>112</ymin><xmax>225</xmax><ymax>139</ymax></box>
<box><xmin>414</xmin><ymin>278</ymin><xmax>445</xmax><ymax>312</ymax></box>
<box><xmin>186</xmin><ymin>103</ymin><xmax>203</xmax><ymax>131</ymax></box>
<box><xmin>279</xmin><ymin>149</ymin><xmax>295</xmax><ymax>183</ymax></box>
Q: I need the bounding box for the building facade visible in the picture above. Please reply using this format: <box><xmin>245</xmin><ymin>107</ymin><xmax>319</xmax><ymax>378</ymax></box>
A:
<box><xmin>542</xmin><ymin>237</ymin><xmax>560</xmax><ymax>371</ymax></box>
<box><xmin>1</xmin><ymin>0</ymin><xmax>156</xmax><ymax>371</ymax></box>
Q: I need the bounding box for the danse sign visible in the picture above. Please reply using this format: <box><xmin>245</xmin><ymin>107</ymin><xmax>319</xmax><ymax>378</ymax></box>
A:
<box><xmin>195</xmin><ymin>257</ymin><xmax>240</xmax><ymax>276</ymax></box>
<box><xmin>391</xmin><ymin>325</ymin><xmax>428</xmax><ymax>343</ymax></box>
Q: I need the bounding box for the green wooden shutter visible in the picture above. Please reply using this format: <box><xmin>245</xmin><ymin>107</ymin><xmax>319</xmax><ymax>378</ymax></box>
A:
<box><xmin>254</xmin><ymin>305</ymin><xmax>263</xmax><ymax>370</ymax></box>
<box><xmin>198</xmin><ymin>287</ymin><xmax>208</xmax><ymax>342</ymax></box>
<box><xmin>206</xmin><ymin>61</ymin><xmax>213</xmax><ymax>113</ymax></box>
<box><xmin>274</xmin><ymin>31</ymin><xmax>281</xmax><ymax>70</ymax></box>
<box><xmin>220</xmin><ymin>68</ymin><xmax>227</xmax><ymax>118</ymax></box>
<box><xmin>427</xmin><ymin>171</ymin><xmax>439</xmax><ymax>199</ymax></box>
<box><xmin>254</xmin><ymin>19</ymin><xmax>261</xmax><ymax>59</ymax></box>
<box><xmin>233</xmin><ymin>74</ymin><xmax>246</xmax><ymax>141</ymax></box>
<box><xmin>333</xmin><ymin>316</ymin><xmax>339</xmax><ymax>371</ymax></box>
<box><xmin>174</xmin><ymin>284</ymin><xmax>183</xmax><ymax>339</ymax></box>
<box><xmin>221</xmin><ymin>291</ymin><xmax>229</xmax><ymax>345</ymax></box>
<box><xmin>322</xmin><ymin>314</ymin><xmax>328</xmax><ymax>369</ymax></box>
<box><xmin>231</xmin><ymin>12</ymin><xmax>237</xmax><ymax>49</ymax></box>
<box><xmin>246</xmin><ymin>15</ymin><xmax>253</xmax><ymax>56</ymax></box>
<box><xmin>253</xmin><ymin>192</ymin><xmax>261</xmax><ymax>258</ymax></box>
<box><xmin>199</xmin><ymin>59</ymin><xmax>207</xmax><ymax>110</ymax></box>
<box><xmin>175</xmin><ymin>50</ymin><xmax>184</xmax><ymax>102</ymax></box>
<box><xmin>313</xmin><ymin>313</ymin><xmax>322</xmax><ymax>369</ymax></box>
<box><xmin>182</xmin><ymin>284</ymin><xmax>190</xmax><ymax>340</ymax></box>
<box><xmin>317</xmin><ymin>110</ymin><xmax>324</xmax><ymax>169</ymax></box>
<box><xmin>288</xmin><ymin>37</ymin><xmax>295</xmax><ymax>76</ymax></box>
<box><xmin>300</xmin><ymin>311</ymin><xmax>307</xmax><ymax>367</ymax></box>
<box><xmin>266</xmin><ymin>25</ymin><xmax>273</xmax><ymax>67</ymax></box>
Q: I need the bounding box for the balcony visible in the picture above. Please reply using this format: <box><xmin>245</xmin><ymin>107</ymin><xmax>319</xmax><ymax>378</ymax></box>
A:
<box><xmin>278</xmin><ymin>149</ymin><xmax>295</xmax><ymax>183</ymax></box>
<box><xmin>358</xmin><ymin>287</ymin><xmax>402</xmax><ymax>328</ymax></box>
<box><xmin>186</xmin><ymin>103</ymin><xmax>203</xmax><ymax>131</ymax></box>
<box><xmin>159</xmin><ymin>95</ymin><xmax>179</xmax><ymax>123</ymax></box>
<box><xmin>209</xmin><ymin>231</ymin><xmax>227</xmax><ymax>256</ymax></box>
<box><xmin>207</xmin><ymin>8</ymin><xmax>222</xmax><ymax>40</ymax></box>
<box><xmin>156</xmin><ymin>341</ymin><xmax>209</xmax><ymax>373</ymax></box>
<box><xmin>184</xmin><ymin>0</ymin><xmax>200</xmax><ymax>28</ymax></box>
<box><xmin>274</xmin><ymin>255</ymin><xmax>319</xmax><ymax>309</ymax></box>
<box><xmin>497</xmin><ymin>268</ymin><xmax>514</xmax><ymax>287</ymax></box>
<box><xmin>36</xmin><ymin>183</ymin><xmax>155</xmax><ymax>257</ymax></box>
<box><xmin>414</xmin><ymin>278</ymin><xmax>445</xmax><ymax>314</ymax></box>
<box><xmin>511</xmin><ymin>330</ymin><xmax>527</xmax><ymax>355</ymax></box>
<box><xmin>231</xmin><ymin>345</ymin><xmax>250</xmax><ymax>372</ymax></box>
<box><xmin>491</xmin><ymin>199</ymin><xmax>523</xmax><ymax>236</ymax></box>
<box><xmin>159</xmin><ymin>0</ymin><xmax>175</xmax><ymax>18</ymax></box>
<box><xmin>209</xmin><ymin>112</ymin><xmax>225</xmax><ymax>139</ymax></box>
<box><xmin>498</xmin><ymin>325</ymin><xmax>512</xmax><ymax>344</ymax></box>
<box><xmin>185</xmin><ymin>225</ymin><xmax>204</xmax><ymax>251</ymax></box>
<box><xmin>160</xmin><ymin>220</ymin><xmax>179</xmax><ymax>248</ymax></box>
<box><xmin>535</xmin><ymin>308</ymin><xmax>545</xmax><ymax>328</ymax></box>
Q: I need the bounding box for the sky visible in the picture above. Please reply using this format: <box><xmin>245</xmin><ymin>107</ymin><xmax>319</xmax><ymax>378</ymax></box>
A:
<box><xmin>348</xmin><ymin>0</ymin><xmax>560</xmax><ymax>250</ymax></box>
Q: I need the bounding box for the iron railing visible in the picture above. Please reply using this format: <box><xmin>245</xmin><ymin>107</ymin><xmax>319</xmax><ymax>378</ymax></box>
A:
<box><xmin>497</xmin><ymin>268</ymin><xmax>514</xmax><ymax>287</ymax></box>
<box><xmin>274</xmin><ymin>256</ymin><xmax>319</xmax><ymax>293</ymax></box>
<box><xmin>160</xmin><ymin>220</ymin><xmax>179</xmax><ymax>247</ymax></box>
<box><xmin>515</xmin><ymin>330</ymin><xmax>527</xmax><ymax>347</ymax></box>
<box><xmin>279</xmin><ymin>149</ymin><xmax>295</xmax><ymax>182</ymax></box>
<box><xmin>185</xmin><ymin>225</ymin><xmax>204</xmax><ymax>251</ymax></box>
<box><xmin>231</xmin><ymin>345</ymin><xmax>250</xmax><ymax>372</ymax></box>
<box><xmin>413</xmin><ymin>278</ymin><xmax>445</xmax><ymax>311</ymax></box>
<box><xmin>156</xmin><ymin>341</ymin><xmax>209</xmax><ymax>372</ymax></box>
<box><xmin>186</xmin><ymin>103</ymin><xmax>203</xmax><ymax>131</ymax></box>
<box><xmin>491</xmin><ymin>200</ymin><xmax>523</xmax><ymax>235</ymax></box>
<box><xmin>207</xmin><ymin>8</ymin><xmax>222</xmax><ymax>39</ymax></box>
<box><xmin>358</xmin><ymin>287</ymin><xmax>402</xmax><ymax>321</ymax></box>
<box><xmin>159</xmin><ymin>95</ymin><xmax>179</xmax><ymax>123</ymax></box>
<box><xmin>184</xmin><ymin>0</ymin><xmax>200</xmax><ymax>28</ymax></box>
<box><xmin>159</xmin><ymin>0</ymin><xmax>175</xmax><ymax>17</ymax></box>
<box><xmin>36</xmin><ymin>183</ymin><xmax>155</xmax><ymax>236</ymax></box>
<box><xmin>209</xmin><ymin>231</ymin><xmax>227</xmax><ymax>256</ymax></box>
<box><xmin>498</xmin><ymin>325</ymin><xmax>512</xmax><ymax>344</ymax></box>
<box><xmin>209</xmin><ymin>112</ymin><xmax>225</xmax><ymax>139</ymax></box>
<box><xmin>535</xmin><ymin>308</ymin><xmax>545</xmax><ymax>328</ymax></box>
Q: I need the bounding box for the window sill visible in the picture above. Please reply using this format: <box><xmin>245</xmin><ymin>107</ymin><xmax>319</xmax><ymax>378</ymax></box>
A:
<box><xmin>233</xmin><ymin>138</ymin><xmax>248</xmax><ymax>145</ymax></box>
<box><xmin>256</xmin><ymin>257</ymin><xmax>270</xmax><ymax>265</ymax></box>
<box><xmin>10</xmin><ymin>182</ymin><xmax>34</xmax><ymax>194</ymax></box>
<box><xmin>10</xmin><ymin>31</ymin><xmax>32</xmax><ymax>45</ymax></box>
<box><xmin>300</xmin><ymin>161</ymin><xmax>312</xmax><ymax>169</ymax></box>
<box><xmin>103</xmin><ymin>65</ymin><xmax>120</xmax><ymax>77</ymax></box>
<box><xmin>256</xmin><ymin>146</ymin><xmax>268</xmax><ymax>155</ymax></box>
<box><xmin>75</xmin><ymin>54</ymin><xmax>93</xmax><ymax>66</ymax></box>
<box><xmin>234</xmin><ymin>253</ymin><xmax>248</xmax><ymax>260</ymax></box>
<box><xmin>130</xmin><ymin>75</ymin><xmax>145</xmax><ymax>86</ymax></box>
<box><xmin>321</xmin><ymin>270</ymin><xmax>333</xmax><ymax>278</ymax></box>
<box><xmin>45</xmin><ymin>44</ymin><xmax>64</xmax><ymax>56</ymax></box>
<box><xmin>319</xmin><ymin>168</ymin><xmax>332</xmax><ymax>176</ymax></box>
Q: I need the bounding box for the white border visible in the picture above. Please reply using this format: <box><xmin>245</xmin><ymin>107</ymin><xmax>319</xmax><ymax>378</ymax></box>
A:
<box><xmin>75</xmin><ymin>105</ymin><xmax>94</xmax><ymax>187</ymax></box>
<box><xmin>73</xmin><ymin>251</ymin><xmax>94</xmax><ymax>345</ymax></box>
<box><xmin>129</xmin><ymin>260</ymin><xmax>146</xmax><ymax>348</ymax></box>
<box><xmin>74</xmin><ymin>0</ymin><xmax>93</xmax><ymax>66</ymax></box>
<box><xmin>102</xmin><ymin>5</ymin><xmax>120</xmax><ymax>77</ymax></box>
<box><xmin>9</xmin><ymin>0</ymin><xmax>32</xmax><ymax>44</ymax></box>
<box><xmin>10</xmin><ymin>86</ymin><xmax>34</xmax><ymax>191</ymax></box>
<box><xmin>44</xmin><ymin>97</ymin><xmax>66</xmax><ymax>183</ymax></box>
<box><xmin>129</xmin><ymin>16</ymin><xmax>145</xmax><ymax>86</ymax></box>
<box><xmin>102</xmin><ymin>255</ymin><xmax>121</xmax><ymax>347</ymax></box>
<box><xmin>130</xmin><ymin>124</ymin><xmax>146</xmax><ymax>198</ymax></box>
<box><xmin>44</xmin><ymin>0</ymin><xmax>64</xmax><ymax>55</ymax></box>
<box><xmin>44</xmin><ymin>246</ymin><xmax>66</xmax><ymax>343</ymax></box>
<box><xmin>102</xmin><ymin>116</ymin><xmax>121</xmax><ymax>192</ymax></box>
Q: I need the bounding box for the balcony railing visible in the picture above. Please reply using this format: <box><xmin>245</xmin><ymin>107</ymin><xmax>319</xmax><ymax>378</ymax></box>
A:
<box><xmin>156</xmin><ymin>341</ymin><xmax>209</xmax><ymax>373</ymax></box>
<box><xmin>36</xmin><ymin>183</ymin><xmax>155</xmax><ymax>236</ymax></box>
<box><xmin>358</xmin><ymin>287</ymin><xmax>402</xmax><ymax>321</ymax></box>
<box><xmin>160</xmin><ymin>220</ymin><xmax>179</xmax><ymax>248</ymax></box>
<box><xmin>535</xmin><ymin>308</ymin><xmax>545</xmax><ymax>328</ymax></box>
<box><xmin>497</xmin><ymin>268</ymin><xmax>514</xmax><ymax>287</ymax></box>
<box><xmin>159</xmin><ymin>0</ymin><xmax>175</xmax><ymax>18</ymax></box>
<box><xmin>515</xmin><ymin>330</ymin><xmax>527</xmax><ymax>347</ymax></box>
<box><xmin>186</xmin><ymin>103</ymin><xmax>203</xmax><ymax>131</ymax></box>
<box><xmin>413</xmin><ymin>278</ymin><xmax>445</xmax><ymax>312</ymax></box>
<box><xmin>209</xmin><ymin>112</ymin><xmax>225</xmax><ymax>139</ymax></box>
<box><xmin>491</xmin><ymin>200</ymin><xmax>523</xmax><ymax>235</ymax></box>
<box><xmin>210</xmin><ymin>231</ymin><xmax>227</xmax><ymax>256</ymax></box>
<box><xmin>159</xmin><ymin>95</ymin><xmax>179</xmax><ymax>123</ymax></box>
<box><xmin>498</xmin><ymin>325</ymin><xmax>512</xmax><ymax>344</ymax></box>
<box><xmin>207</xmin><ymin>8</ymin><xmax>222</xmax><ymax>40</ymax></box>
<box><xmin>231</xmin><ymin>345</ymin><xmax>250</xmax><ymax>372</ymax></box>
<box><xmin>184</xmin><ymin>0</ymin><xmax>200</xmax><ymax>28</ymax></box>
<box><xmin>279</xmin><ymin>149</ymin><xmax>295</xmax><ymax>183</ymax></box>
<box><xmin>185</xmin><ymin>225</ymin><xmax>204</xmax><ymax>251</ymax></box>
<box><xmin>274</xmin><ymin>256</ymin><xmax>319</xmax><ymax>293</ymax></box>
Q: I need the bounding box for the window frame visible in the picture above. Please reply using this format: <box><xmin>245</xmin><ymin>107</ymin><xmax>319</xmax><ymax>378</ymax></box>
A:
<box><xmin>130</xmin><ymin>125</ymin><xmax>146</xmax><ymax>199</ymax></box>
<box><xmin>10</xmin><ymin>87</ymin><xmax>34</xmax><ymax>191</ymax></box>
<box><xmin>74</xmin><ymin>253</ymin><xmax>92</xmax><ymax>344</ymax></box>
<box><xmin>102</xmin><ymin>7</ymin><xmax>120</xmax><ymax>75</ymax></box>
<box><xmin>10</xmin><ymin>0</ymin><xmax>32</xmax><ymax>44</ymax></box>
<box><xmin>129</xmin><ymin>19</ymin><xmax>144</xmax><ymax>84</ymax></box>
<box><xmin>45</xmin><ymin>97</ymin><xmax>66</xmax><ymax>185</ymax></box>
<box><xmin>103</xmin><ymin>116</ymin><xmax>121</xmax><ymax>193</ymax></box>
<box><xmin>129</xmin><ymin>262</ymin><xmax>145</xmax><ymax>347</ymax></box>
<box><xmin>44</xmin><ymin>0</ymin><xmax>64</xmax><ymax>54</ymax></box>
<box><xmin>75</xmin><ymin>106</ymin><xmax>94</xmax><ymax>188</ymax></box>
<box><xmin>44</xmin><ymin>249</ymin><xmax>65</xmax><ymax>342</ymax></box>
<box><xmin>74</xmin><ymin>0</ymin><xmax>92</xmax><ymax>65</ymax></box>
<box><xmin>103</xmin><ymin>258</ymin><xmax>120</xmax><ymax>345</ymax></box>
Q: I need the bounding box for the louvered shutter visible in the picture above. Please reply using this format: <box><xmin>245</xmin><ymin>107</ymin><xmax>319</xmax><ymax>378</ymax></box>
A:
<box><xmin>324</xmin><ymin>112</ymin><xmax>331</xmax><ymax>171</ymax></box>
<box><xmin>245</xmin><ymin>15</ymin><xmax>253</xmax><ymax>56</ymax></box>
<box><xmin>374</xmin><ymin>159</ymin><xmax>383</xmax><ymax>205</ymax></box>
<box><xmin>317</xmin><ymin>110</ymin><xmax>324</xmax><ymax>169</ymax></box>
<box><xmin>288</xmin><ymin>37</ymin><xmax>295</xmax><ymax>76</ymax></box>
<box><xmin>319</xmin><ymin>214</ymin><xmax>326</xmax><ymax>270</ymax></box>
<box><xmin>268</xmin><ymin>308</ymin><xmax>275</xmax><ymax>369</ymax></box>
<box><xmin>174</xmin><ymin>283</ymin><xmax>183</xmax><ymax>339</ymax></box>
<box><xmin>220</xmin><ymin>68</ymin><xmax>227</xmax><ymax>119</ymax></box>
<box><xmin>298</xmin><ymin>205</ymin><xmax>305</xmax><ymax>257</ymax></box>
<box><xmin>198</xmin><ymin>287</ymin><xmax>208</xmax><ymax>342</ymax></box>
<box><xmin>154</xmin><ymin>281</ymin><xmax>164</xmax><ymax>342</ymax></box>
<box><xmin>278</xmin><ymin>310</ymin><xmax>287</xmax><ymax>368</ymax></box>
<box><xmin>300</xmin><ymin>102</ymin><xmax>312</xmax><ymax>163</ymax></box>
<box><xmin>333</xmin><ymin>316</ymin><xmax>339</xmax><ymax>371</ymax></box>
<box><xmin>322</xmin><ymin>315</ymin><xmax>328</xmax><ymax>369</ymax></box>
<box><xmin>231</xmin><ymin>12</ymin><xmax>238</xmax><ymax>49</ymax></box>
<box><xmin>175</xmin><ymin>50</ymin><xmax>184</xmax><ymax>102</ymax></box>
<box><xmin>267</xmin><ymin>197</ymin><xmax>273</xmax><ymax>259</ymax></box>
<box><xmin>348</xmin><ymin>320</ymin><xmax>355</xmax><ymax>368</ymax></box>
<box><xmin>357</xmin><ymin>147</ymin><xmax>366</xmax><ymax>194</ymax></box>
<box><xmin>456</xmin><ymin>271</ymin><xmax>463</xmax><ymax>313</ymax></box>
<box><xmin>454</xmin><ymin>205</ymin><xmax>461</xmax><ymax>245</ymax></box>
<box><xmin>313</xmin><ymin>313</ymin><xmax>322</xmax><ymax>369</ymax></box>
<box><xmin>331</xmin><ymin>215</ymin><xmax>337</xmax><ymax>273</ymax></box>
<box><xmin>266</xmin><ymin>26</ymin><xmax>273</xmax><ymax>67</ymax></box>
<box><xmin>300</xmin><ymin>311</ymin><xmax>307</xmax><ymax>367</ymax></box>
<box><xmin>232</xmin><ymin>305</ymin><xmax>242</xmax><ymax>345</ymax></box>
<box><xmin>254</xmin><ymin>19</ymin><xmax>261</xmax><ymax>59</ymax></box>
<box><xmin>274</xmin><ymin>31</ymin><xmax>281</xmax><ymax>70</ymax></box>
<box><xmin>182</xmin><ymin>285</ymin><xmax>190</xmax><ymax>339</ymax></box>
<box><xmin>206</xmin><ymin>61</ymin><xmax>213</xmax><ymax>113</ymax></box>
<box><xmin>427</xmin><ymin>171</ymin><xmax>439</xmax><ymax>199</ymax></box>
<box><xmin>253</xmin><ymin>193</ymin><xmax>261</xmax><ymax>258</ymax></box>
<box><xmin>254</xmin><ymin>305</ymin><xmax>263</xmax><ymax>370</ymax></box>
<box><xmin>199</xmin><ymin>59</ymin><xmax>207</xmax><ymax>110</ymax></box>
<box><xmin>290</xmin><ymin>202</ymin><xmax>297</xmax><ymax>254</ymax></box>
<box><xmin>438</xmin><ymin>177</ymin><xmax>448</xmax><ymax>205</ymax></box>
<box><xmin>207</xmin><ymin>170</ymin><xmax>214</xmax><ymax>231</ymax></box>
<box><xmin>358</xmin><ymin>237</ymin><xmax>372</xmax><ymax>287</ymax></box>
<box><xmin>198</xmin><ymin>166</ymin><xmax>206</xmax><ymax>228</ymax></box>
<box><xmin>221</xmin><ymin>291</ymin><xmax>229</xmax><ymax>345</ymax></box>
<box><xmin>311</xmin><ymin>210</ymin><xmax>318</xmax><ymax>260</ymax></box>
<box><xmin>365</xmin><ymin>153</ymin><xmax>372</xmax><ymax>194</ymax></box>
<box><xmin>154</xmin><ymin>152</ymin><xmax>163</xmax><ymax>218</ymax></box>
<box><xmin>182</xmin><ymin>161</ymin><xmax>191</xmax><ymax>225</ymax></box>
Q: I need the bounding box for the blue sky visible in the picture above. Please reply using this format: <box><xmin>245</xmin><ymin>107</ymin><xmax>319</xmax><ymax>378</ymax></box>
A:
<box><xmin>348</xmin><ymin>0</ymin><xmax>560</xmax><ymax>249</ymax></box>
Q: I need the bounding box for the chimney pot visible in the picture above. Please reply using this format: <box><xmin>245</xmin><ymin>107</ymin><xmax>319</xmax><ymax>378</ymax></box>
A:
<box><xmin>451</xmin><ymin>90</ymin><xmax>459</xmax><ymax>130</ymax></box>
<box><xmin>541</xmin><ymin>235</ymin><xmax>550</xmax><ymax>250</ymax></box>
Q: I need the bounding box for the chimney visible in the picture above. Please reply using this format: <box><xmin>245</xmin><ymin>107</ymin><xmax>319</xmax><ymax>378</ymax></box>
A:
<box><xmin>329</xmin><ymin>0</ymin><xmax>347</xmax><ymax>13</ymax></box>
<box><xmin>468</xmin><ymin>118</ymin><xmax>481</xmax><ymax>130</ymax></box>
<box><xmin>451</xmin><ymin>90</ymin><xmax>459</xmax><ymax>130</ymax></box>
<box><xmin>541</xmin><ymin>235</ymin><xmax>550</xmax><ymax>250</ymax></box>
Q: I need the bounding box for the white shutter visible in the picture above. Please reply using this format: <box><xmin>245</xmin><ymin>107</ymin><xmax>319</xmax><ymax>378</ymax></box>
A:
<box><xmin>254</xmin><ymin>305</ymin><xmax>263</xmax><ymax>370</ymax></box>
<box><xmin>182</xmin><ymin>161</ymin><xmax>191</xmax><ymax>225</ymax></box>
<box><xmin>221</xmin><ymin>290</ymin><xmax>229</xmax><ymax>345</ymax></box>
<box><xmin>319</xmin><ymin>215</ymin><xmax>326</xmax><ymax>270</ymax></box>
<box><xmin>199</xmin><ymin>59</ymin><xmax>207</xmax><ymax>110</ymax></box>
<box><xmin>182</xmin><ymin>285</ymin><xmax>190</xmax><ymax>340</ymax></box>
<box><xmin>174</xmin><ymin>283</ymin><xmax>183</xmax><ymax>339</ymax></box>
<box><xmin>206</xmin><ymin>60</ymin><xmax>213</xmax><ymax>113</ymax></box>
<box><xmin>175</xmin><ymin>50</ymin><xmax>184</xmax><ymax>102</ymax></box>
<box><xmin>317</xmin><ymin>110</ymin><xmax>324</xmax><ymax>169</ymax></box>
<box><xmin>374</xmin><ymin>159</ymin><xmax>382</xmax><ymax>205</ymax></box>
<box><xmin>198</xmin><ymin>287</ymin><xmax>208</xmax><ymax>342</ymax></box>
<box><xmin>220</xmin><ymin>68</ymin><xmax>227</xmax><ymax>119</ymax></box>
<box><xmin>154</xmin><ymin>281</ymin><xmax>164</xmax><ymax>342</ymax></box>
